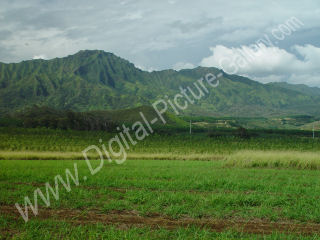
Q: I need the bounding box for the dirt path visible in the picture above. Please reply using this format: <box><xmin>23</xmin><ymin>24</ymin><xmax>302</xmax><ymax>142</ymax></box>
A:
<box><xmin>1</xmin><ymin>205</ymin><xmax>320</xmax><ymax>235</ymax></box>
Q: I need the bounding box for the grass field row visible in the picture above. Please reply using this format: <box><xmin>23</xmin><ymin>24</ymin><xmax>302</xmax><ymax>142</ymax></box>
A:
<box><xmin>3</xmin><ymin>217</ymin><xmax>319</xmax><ymax>240</ymax></box>
<box><xmin>2</xmin><ymin>150</ymin><xmax>320</xmax><ymax>170</ymax></box>
<box><xmin>2</xmin><ymin>159</ymin><xmax>320</xmax><ymax>239</ymax></box>
<box><xmin>2</xmin><ymin>160</ymin><xmax>320</xmax><ymax>221</ymax></box>
<box><xmin>1</xmin><ymin>127</ymin><xmax>319</xmax><ymax>154</ymax></box>
<box><xmin>1</xmin><ymin>127</ymin><xmax>320</xmax><ymax>239</ymax></box>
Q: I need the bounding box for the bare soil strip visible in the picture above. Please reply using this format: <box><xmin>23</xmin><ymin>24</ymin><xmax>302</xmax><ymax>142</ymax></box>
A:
<box><xmin>1</xmin><ymin>205</ymin><xmax>320</xmax><ymax>235</ymax></box>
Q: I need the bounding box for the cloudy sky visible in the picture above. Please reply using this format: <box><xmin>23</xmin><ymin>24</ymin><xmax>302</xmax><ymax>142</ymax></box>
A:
<box><xmin>1</xmin><ymin>0</ymin><xmax>320</xmax><ymax>86</ymax></box>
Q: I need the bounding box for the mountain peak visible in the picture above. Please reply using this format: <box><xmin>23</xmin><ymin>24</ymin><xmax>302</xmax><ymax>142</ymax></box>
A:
<box><xmin>1</xmin><ymin>51</ymin><xmax>320</xmax><ymax>117</ymax></box>
<box><xmin>70</xmin><ymin>49</ymin><xmax>118</xmax><ymax>60</ymax></box>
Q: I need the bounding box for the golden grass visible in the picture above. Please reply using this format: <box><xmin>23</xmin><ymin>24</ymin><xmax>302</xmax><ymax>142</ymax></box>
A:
<box><xmin>0</xmin><ymin>151</ymin><xmax>225</xmax><ymax>161</ymax></box>
<box><xmin>3</xmin><ymin>150</ymin><xmax>319</xmax><ymax>170</ymax></box>
<box><xmin>127</xmin><ymin>153</ymin><xmax>224</xmax><ymax>161</ymax></box>
<box><xmin>225</xmin><ymin>150</ymin><xmax>320</xmax><ymax>170</ymax></box>
<box><xmin>0</xmin><ymin>151</ymin><xmax>85</xmax><ymax>160</ymax></box>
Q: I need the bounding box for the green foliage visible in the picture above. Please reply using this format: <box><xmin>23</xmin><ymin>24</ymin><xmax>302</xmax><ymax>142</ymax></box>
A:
<box><xmin>0</xmin><ymin>127</ymin><xmax>319</xmax><ymax>154</ymax></box>
<box><xmin>268</xmin><ymin>82</ymin><xmax>320</xmax><ymax>97</ymax></box>
<box><xmin>1</xmin><ymin>50</ymin><xmax>320</xmax><ymax>117</ymax></box>
<box><xmin>0</xmin><ymin>105</ymin><xmax>187</xmax><ymax>132</ymax></box>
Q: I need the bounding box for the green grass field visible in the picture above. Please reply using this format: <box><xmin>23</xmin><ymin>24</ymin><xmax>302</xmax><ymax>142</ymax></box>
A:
<box><xmin>1</xmin><ymin>127</ymin><xmax>320</xmax><ymax>239</ymax></box>
<box><xmin>1</xmin><ymin>127</ymin><xmax>319</xmax><ymax>154</ymax></box>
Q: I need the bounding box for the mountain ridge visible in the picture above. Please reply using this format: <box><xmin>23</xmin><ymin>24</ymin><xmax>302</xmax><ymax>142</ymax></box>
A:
<box><xmin>1</xmin><ymin>50</ymin><xmax>320</xmax><ymax>117</ymax></box>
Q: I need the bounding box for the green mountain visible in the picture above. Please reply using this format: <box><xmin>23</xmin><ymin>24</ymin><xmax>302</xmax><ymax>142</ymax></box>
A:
<box><xmin>267</xmin><ymin>82</ymin><xmax>320</xmax><ymax>97</ymax></box>
<box><xmin>1</xmin><ymin>50</ymin><xmax>320</xmax><ymax>117</ymax></box>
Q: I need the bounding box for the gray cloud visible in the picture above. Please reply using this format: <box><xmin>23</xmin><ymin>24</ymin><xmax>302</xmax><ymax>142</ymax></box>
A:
<box><xmin>0</xmin><ymin>0</ymin><xmax>319</xmax><ymax>85</ymax></box>
<box><xmin>169</xmin><ymin>17</ymin><xmax>223</xmax><ymax>34</ymax></box>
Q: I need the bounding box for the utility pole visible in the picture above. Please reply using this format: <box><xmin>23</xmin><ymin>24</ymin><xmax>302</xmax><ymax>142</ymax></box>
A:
<box><xmin>313</xmin><ymin>124</ymin><xmax>315</xmax><ymax>139</ymax></box>
<box><xmin>189</xmin><ymin>120</ymin><xmax>192</xmax><ymax>134</ymax></box>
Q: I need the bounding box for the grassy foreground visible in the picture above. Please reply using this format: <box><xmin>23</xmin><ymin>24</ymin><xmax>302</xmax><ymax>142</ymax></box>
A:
<box><xmin>1</xmin><ymin>127</ymin><xmax>320</xmax><ymax>239</ymax></box>
<box><xmin>2</xmin><ymin>159</ymin><xmax>320</xmax><ymax>239</ymax></box>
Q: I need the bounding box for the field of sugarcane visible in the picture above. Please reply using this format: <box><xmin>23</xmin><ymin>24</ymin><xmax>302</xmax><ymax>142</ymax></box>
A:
<box><xmin>1</xmin><ymin>127</ymin><xmax>320</xmax><ymax>239</ymax></box>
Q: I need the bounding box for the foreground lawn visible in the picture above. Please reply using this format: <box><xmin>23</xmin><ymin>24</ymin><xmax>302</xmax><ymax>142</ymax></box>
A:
<box><xmin>1</xmin><ymin>159</ymin><xmax>320</xmax><ymax>239</ymax></box>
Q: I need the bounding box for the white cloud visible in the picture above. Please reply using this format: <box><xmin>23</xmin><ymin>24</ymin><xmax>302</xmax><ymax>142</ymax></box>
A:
<box><xmin>200</xmin><ymin>44</ymin><xmax>320</xmax><ymax>86</ymax></box>
<box><xmin>0</xmin><ymin>27</ymin><xmax>90</xmax><ymax>62</ymax></box>
<box><xmin>32</xmin><ymin>54</ymin><xmax>47</xmax><ymax>59</ymax></box>
<box><xmin>287</xmin><ymin>73</ymin><xmax>320</xmax><ymax>86</ymax></box>
<box><xmin>173</xmin><ymin>62</ymin><xmax>195</xmax><ymax>70</ymax></box>
<box><xmin>134</xmin><ymin>64</ymin><xmax>157</xmax><ymax>72</ymax></box>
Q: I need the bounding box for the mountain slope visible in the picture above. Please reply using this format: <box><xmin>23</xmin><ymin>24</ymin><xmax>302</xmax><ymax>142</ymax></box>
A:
<box><xmin>1</xmin><ymin>50</ymin><xmax>320</xmax><ymax>117</ymax></box>
<box><xmin>267</xmin><ymin>82</ymin><xmax>320</xmax><ymax>97</ymax></box>
<box><xmin>2</xmin><ymin>105</ymin><xmax>186</xmax><ymax>131</ymax></box>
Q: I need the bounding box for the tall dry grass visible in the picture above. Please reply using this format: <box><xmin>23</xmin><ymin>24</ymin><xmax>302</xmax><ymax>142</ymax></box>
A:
<box><xmin>0</xmin><ymin>151</ymin><xmax>224</xmax><ymax>161</ymax></box>
<box><xmin>2</xmin><ymin>150</ymin><xmax>320</xmax><ymax>170</ymax></box>
<box><xmin>225</xmin><ymin>150</ymin><xmax>320</xmax><ymax>169</ymax></box>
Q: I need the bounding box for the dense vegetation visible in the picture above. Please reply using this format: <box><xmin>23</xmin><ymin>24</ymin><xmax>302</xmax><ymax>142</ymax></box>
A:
<box><xmin>0</xmin><ymin>105</ymin><xmax>187</xmax><ymax>132</ymax></box>
<box><xmin>0</xmin><ymin>126</ymin><xmax>318</xmax><ymax>154</ymax></box>
<box><xmin>1</xmin><ymin>105</ymin><xmax>319</xmax><ymax>137</ymax></box>
<box><xmin>1</xmin><ymin>50</ymin><xmax>320</xmax><ymax>117</ymax></box>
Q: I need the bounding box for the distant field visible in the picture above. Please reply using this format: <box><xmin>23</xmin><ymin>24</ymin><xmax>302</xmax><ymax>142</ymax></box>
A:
<box><xmin>1</xmin><ymin>127</ymin><xmax>319</xmax><ymax>153</ymax></box>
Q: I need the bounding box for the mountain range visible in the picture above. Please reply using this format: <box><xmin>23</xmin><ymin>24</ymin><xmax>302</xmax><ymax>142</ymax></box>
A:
<box><xmin>1</xmin><ymin>50</ymin><xmax>320</xmax><ymax>117</ymax></box>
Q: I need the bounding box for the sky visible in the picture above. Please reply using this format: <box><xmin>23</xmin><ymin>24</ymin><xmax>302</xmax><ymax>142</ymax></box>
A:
<box><xmin>0</xmin><ymin>0</ymin><xmax>320</xmax><ymax>86</ymax></box>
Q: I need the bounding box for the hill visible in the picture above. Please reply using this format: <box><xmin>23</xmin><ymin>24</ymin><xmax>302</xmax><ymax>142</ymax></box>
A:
<box><xmin>267</xmin><ymin>82</ymin><xmax>320</xmax><ymax>97</ymax></box>
<box><xmin>0</xmin><ymin>105</ymin><xmax>187</xmax><ymax>131</ymax></box>
<box><xmin>1</xmin><ymin>50</ymin><xmax>320</xmax><ymax>117</ymax></box>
